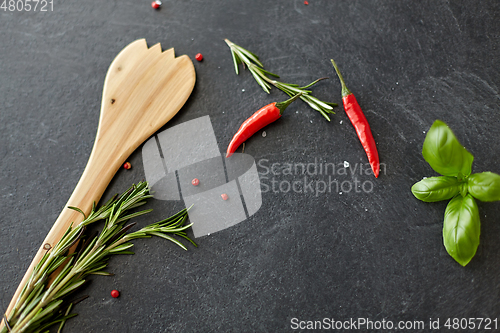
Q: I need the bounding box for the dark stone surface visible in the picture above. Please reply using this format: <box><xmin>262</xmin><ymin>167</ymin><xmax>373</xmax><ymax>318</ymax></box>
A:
<box><xmin>1</xmin><ymin>0</ymin><xmax>500</xmax><ymax>332</ymax></box>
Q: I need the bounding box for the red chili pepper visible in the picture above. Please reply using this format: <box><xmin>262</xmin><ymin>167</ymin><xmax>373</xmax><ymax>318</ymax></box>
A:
<box><xmin>226</xmin><ymin>93</ymin><xmax>302</xmax><ymax>157</ymax></box>
<box><xmin>331</xmin><ymin>59</ymin><xmax>380</xmax><ymax>178</ymax></box>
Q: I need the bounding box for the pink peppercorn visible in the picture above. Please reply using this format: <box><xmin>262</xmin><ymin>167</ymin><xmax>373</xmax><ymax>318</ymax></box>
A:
<box><xmin>151</xmin><ymin>1</ymin><xmax>161</xmax><ymax>9</ymax></box>
<box><xmin>221</xmin><ymin>193</ymin><xmax>228</xmax><ymax>201</ymax></box>
<box><xmin>111</xmin><ymin>290</ymin><xmax>120</xmax><ymax>298</ymax></box>
<box><xmin>195</xmin><ymin>53</ymin><xmax>203</xmax><ymax>61</ymax></box>
<box><xmin>192</xmin><ymin>178</ymin><xmax>200</xmax><ymax>186</ymax></box>
<box><xmin>123</xmin><ymin>162</ymin><xmax>132</xmax><ymax>170</ymax></box>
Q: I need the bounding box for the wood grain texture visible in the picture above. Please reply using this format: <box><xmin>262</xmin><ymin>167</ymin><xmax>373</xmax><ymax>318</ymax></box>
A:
<box><xmin>4</xmin><ymin>38</ymin><xmax>196</xmax><ymax>319</ymax></box>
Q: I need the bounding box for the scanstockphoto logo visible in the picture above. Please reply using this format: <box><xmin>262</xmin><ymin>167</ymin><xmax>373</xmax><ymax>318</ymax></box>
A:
<box><xmin>141</xmin><ymin>116</ymin><xmax>384</xmax><ymax>238</ymax></box>
<box><xmin>257</xmin><ymin>158</ymin><xmax>386</xmax><ymax>196</ymax></box>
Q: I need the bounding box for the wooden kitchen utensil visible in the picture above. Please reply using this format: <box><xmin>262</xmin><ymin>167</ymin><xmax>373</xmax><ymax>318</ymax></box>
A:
<box><xmin>5</xmin><ymin>39</ymin><xmax>196</xmax><ymax>318</ymax></box>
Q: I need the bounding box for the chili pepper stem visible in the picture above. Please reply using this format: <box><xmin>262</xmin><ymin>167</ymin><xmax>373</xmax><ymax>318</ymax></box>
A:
<box><xmin>275</xmin><ymin>92</ymin><xmax>303</xmax><ymax>115</ymax></box>
<box><xmin>330</xmin><ymin>59</ymin><xmax>351</xmax><ymax>97</ymax></box>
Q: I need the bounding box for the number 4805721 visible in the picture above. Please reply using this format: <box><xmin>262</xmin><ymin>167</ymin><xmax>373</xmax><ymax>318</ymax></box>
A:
<box><xmin>444</xmin><ymin>318</ymin><xmax>498</xmax><ymax>330</ymax></box>
<box><xmin>1</xmin><ymin>0</ymin><xmax>54</xmax><ymax>11</ymax></box>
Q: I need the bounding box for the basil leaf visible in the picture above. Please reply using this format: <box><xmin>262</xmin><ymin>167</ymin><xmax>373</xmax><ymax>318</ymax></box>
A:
<box><xmin>443</xmin><ymin>194</ymin><xmax>480</xmax><ymax>266</ymax></box>
<box><xmin>468</xmin><ymin>172</ymin><xmax>500</xmax><ymax>202</ymax></box>
<box><xmin>422</xmin><ymin>120</ymin><xmax>474</xmax><ymax>177</ymax></box>
<box><xmin>411</xmin><ymin>176</ymin><xmax>460</xmax><ymax>202</ymax></box>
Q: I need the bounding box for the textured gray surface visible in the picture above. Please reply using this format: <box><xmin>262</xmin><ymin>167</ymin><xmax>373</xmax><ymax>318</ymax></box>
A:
<box><xmin>1</xmin><ymin>0</ymin><xmax>500</xmax><ymax>332</ymax></box>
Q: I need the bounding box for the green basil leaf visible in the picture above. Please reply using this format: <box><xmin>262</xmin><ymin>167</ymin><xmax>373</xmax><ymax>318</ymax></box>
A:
<box><xmin>422</xmin><ymin>120</ymin><xmax>474</xmax><ymax>177</ymax></box>
<box><xmin>411</xmin><ymin>176</ymin><xmax>460</xmax><ymax>202</ymax></box>
<box><xmin>468</xmin><ymin>172</ymin><xmax>500</xmax><ymax>202</ymax></box>
<box><xmin>443</xmin><ymin>194</ymin><xmax>480</xmax><ymax>266</ymax></box>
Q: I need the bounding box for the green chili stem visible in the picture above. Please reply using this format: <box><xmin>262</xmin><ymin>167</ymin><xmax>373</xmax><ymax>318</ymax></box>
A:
<box><xmin>275</xmin><ymin>93</ymin><xmax>303</xmax><ymax>115</ymax></box>
<box><xmin>330</xmin><ymin>59</ymin><xmax>351</xmax><ymax>97</ymax></box>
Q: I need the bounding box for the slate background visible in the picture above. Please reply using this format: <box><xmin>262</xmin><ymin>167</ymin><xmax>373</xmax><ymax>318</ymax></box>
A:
<box><xmin>1</xmin><ymin>0</ymin><xmax>500</xmax><ymax>332</ymax></box>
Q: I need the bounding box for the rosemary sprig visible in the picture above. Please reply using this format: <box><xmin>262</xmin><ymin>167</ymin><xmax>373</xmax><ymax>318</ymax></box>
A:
<box><xmin>2</xmin><ymin>182</ymin><xmax>195</xmax><ymax>333</ymax></box>
<box><xmin>224</xmin><ymin>39</ymin><xmax>338</xmax><ymax>121</ymax></box>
